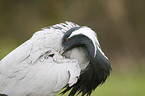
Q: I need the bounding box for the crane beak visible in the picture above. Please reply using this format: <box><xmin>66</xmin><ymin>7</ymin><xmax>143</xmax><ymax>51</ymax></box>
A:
<box><xmin>60</xmin><ymin>51</ymin><xmax>64</xmax><ymax>55</ymax></box>
<box><xmin>59</xmin><ymin>46</ymin><xmax>65</xmax><ymax>55</ymax></box>
<box><xmin>60</xmin><ymin>44</ymin><xmax>70</xmax><ymax>55</ymax></box>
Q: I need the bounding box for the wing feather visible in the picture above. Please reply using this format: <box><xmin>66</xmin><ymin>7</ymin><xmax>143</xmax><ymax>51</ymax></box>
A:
<box><xmin>0</xmin><ymin>21</ymin><xmax>82</xmax><ymax>95</ymax></box>
<box><xmin>0</xmin><ymin>51</ymin><xmax>80</xmax><ymax>96</ymax></box>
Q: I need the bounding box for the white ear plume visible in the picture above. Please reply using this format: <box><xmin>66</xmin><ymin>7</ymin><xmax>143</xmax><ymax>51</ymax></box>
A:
<box><xmin>68</xmin><ymin>26</ymin><xmax>101</xmax><ymax>57</ymax></box>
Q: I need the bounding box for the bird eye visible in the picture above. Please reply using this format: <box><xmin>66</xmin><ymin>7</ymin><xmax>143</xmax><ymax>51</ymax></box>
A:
<box><xmin>64</xmin><ymin>38</ymin><xmax>68</xmax><ymax>42</ymax></box>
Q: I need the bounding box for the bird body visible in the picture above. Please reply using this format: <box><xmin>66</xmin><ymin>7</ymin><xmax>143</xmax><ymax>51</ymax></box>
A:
<box><xmin>0</xmin><ymin>21</ymin><xmax>111</xmax><ymax>96</ymax></box>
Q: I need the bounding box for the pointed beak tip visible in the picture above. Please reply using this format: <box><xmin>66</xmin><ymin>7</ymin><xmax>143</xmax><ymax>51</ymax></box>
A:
<box><xmin>59</xmin><ymin>46</ymin><xmax>65</xmax><ymax>55</ymax></box>
<box><xmin>60</xmin><ymin>51</ymin><xmax>64</xmax><ymax>55</ymax></box>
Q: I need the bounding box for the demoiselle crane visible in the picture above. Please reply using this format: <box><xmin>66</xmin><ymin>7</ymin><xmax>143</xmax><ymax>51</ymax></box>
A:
<box><xmin>0</xmin><ymin>21</ymin><xmax>111</xmax><ymax>96</ymax></box>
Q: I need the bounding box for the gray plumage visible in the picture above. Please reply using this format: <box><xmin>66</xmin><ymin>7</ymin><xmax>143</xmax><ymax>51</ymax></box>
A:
<box><xmin>0</xmin><ymin>21</ymin><xmax>111</xmax><ymax>96</ymax></box>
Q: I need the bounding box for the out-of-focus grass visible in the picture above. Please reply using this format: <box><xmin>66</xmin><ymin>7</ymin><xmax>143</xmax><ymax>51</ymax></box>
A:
<box><xmin>0</xmin><ymin>38</ymin><xmax>18</xmax><ymax>60</ymax></box>
<box><xmin>57</xmin><ymin>69</ymin><xmax>145</xmax><ymax>96</ymax></box>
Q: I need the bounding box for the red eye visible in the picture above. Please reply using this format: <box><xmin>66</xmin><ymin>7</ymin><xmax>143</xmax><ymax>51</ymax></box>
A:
<box><xmin>64</xmin><ymin>38</ymin><xmax>68</xmax><ymax>42</ymax></box>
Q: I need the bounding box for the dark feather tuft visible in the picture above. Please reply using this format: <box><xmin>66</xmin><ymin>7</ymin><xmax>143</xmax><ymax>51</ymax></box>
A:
<box><xmin>61</xmin><ymin>49</ymin><xmax>111</xmax><ymax>96</ymax></box>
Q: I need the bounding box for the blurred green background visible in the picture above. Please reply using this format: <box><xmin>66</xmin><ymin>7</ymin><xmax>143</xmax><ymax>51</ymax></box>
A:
<box><xmin>0</xmin><ymin>0</ymin><xmax>145</xmax><ymax>96</ymax></box>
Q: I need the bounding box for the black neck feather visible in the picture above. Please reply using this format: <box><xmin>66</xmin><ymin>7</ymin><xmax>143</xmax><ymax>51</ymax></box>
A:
<box><xmin>62</xmin><ymin>35</ymin><xmax>111</xmax><ymax>96</ymax></box>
